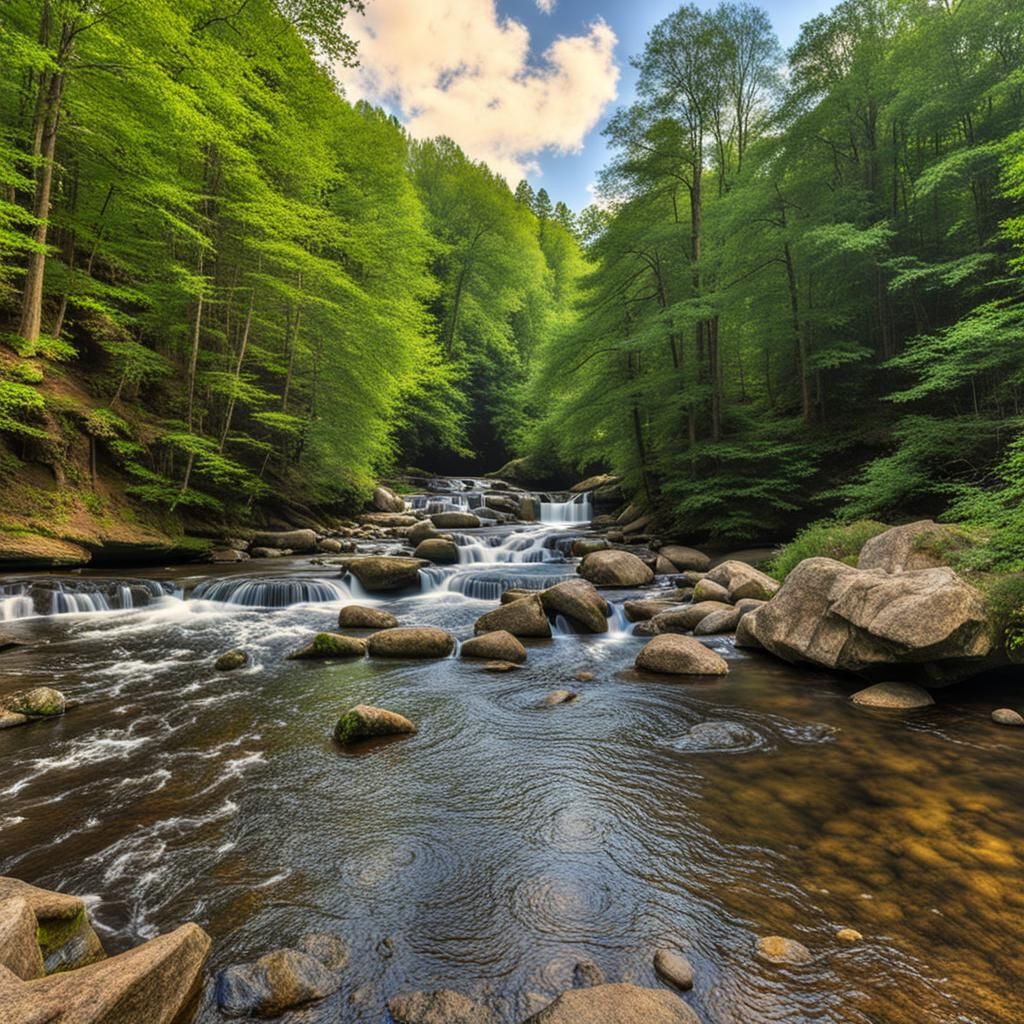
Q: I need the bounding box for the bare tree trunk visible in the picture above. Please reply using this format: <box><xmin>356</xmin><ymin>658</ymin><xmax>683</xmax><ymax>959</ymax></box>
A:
<box><xmin>219</xmin><ymin>287</ymin><xmax>255</xmax><ymax>451</ymax></box>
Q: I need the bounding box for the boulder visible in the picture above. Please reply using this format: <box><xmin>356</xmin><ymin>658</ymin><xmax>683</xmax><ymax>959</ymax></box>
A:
<box><xmin>543</xmin><ymin>690</ymin><xmax>577</xmax><ymax>706</ymax></box>
<box><xmin>288</xmin><ymin>633</ymin><xmax>366</xmax><ymax>660</ymax></box>
<box><xmin>857</xmin><ymin>520</ymin><xmax>963</xmax><ymax>573</ymax></box>
<box><xmin>578</xmin><ymin>550</ymin><xmax>654</xmax><ymax>588</ymax></box>
<box><xmin>249</xmin><ymin>529</ymin><xmax>318</xmax><ymax>553</ymax></box>
<box><xmin>518</xmin><ymin>497</ymin><xmax>540</xmax><ymax>522</ymax></box>
<box><xmin>692</xmin><ymin>578</ymin><xmax>731</xmax><ymax>604</ymax></box>
<box><xmin>616</xmin><ymin>504</ymin><xmax>643</xmax><ymax>525</ymax></box>
<box><xmin>0</xmin><ymin>709</ymin><xmax>28</xmax><ymax>729</ymax></box>
<box><xmin>430</xmin><ymin>512</ymin><xmax>481</xmax><ymax>530</ymax></box>
<box><xmin>658</xmin><ymin>546</ymin><xmax>710</xmax><ymax>572</ymax></box>
<box><xmin>214</xmin><ymin>649</ymin><xmax>248</xmax><ymax>671</ymax></box>
<box><xmin>0</xmin><ymin>922</ymin><xmax>209</xmax><ymax>1024</ymax></box>
<box><xmin>250</xmin><ymin>547</ymin><xmax>286</xmax><ymax>558</ymax></box>
<box><xmin>653</xmin><ymin>949</ymin><xmax>694</xmax><ymax>991</ymax></box>
<box><xmin>541</xmin><ymin>580</ymin><xmax>610</xmax><ymax>633</ymax></box>
<box><xmin>360</xmin><ymin>512</ymin><xmax>418</xmax><ymax>528</ymax></box>
<box><xmin>571</xmin><ymin>538</ymin><xmax>610</xmax><ymax>557</ymax></box>
<box><xmin>460</xmin><ymin>631</ymin><xmax>527</xmax><ymax>663</ymax></box>
<box><xmin>373</xmin><ymin>484</ymin><xmax>406</xmax><ymax>513</ymax></box>
<box><xmin>850</xmin><ymin>682</ymin><xmax>935</xmax><ymax>709</ymax></box>
<box><xmin>501</xmin><ymin>588</ymin><xmax>535</xmax><ymax>604</ymax></box>
<box><xmin>4</xmin><ymin>687</ymin><xmax>65</xmax><ymax>718</ymax></box>
<box><xmin>755</xmin><ymin>936</ymin><xmax>812</xmax><ymax>965</ymax></box>
<box><xmin>215</xmin><ymin>947</ymin><xmax>340</xmax><ymax>1017</ymax></box>
<box><xmin>570</xmin><ymin>473</ymin><xmax>620</xmax><ymax>494</ymax></box>
<box><xmin>474</xmin><ymin>594</ymin><xmax>552</xmax><ymax>639</ymax></box>
<box><xmin>338</xmin><ymin>605</ymin><xmax>399</xmax><ymax>630</ymax></box>
<box><xmin>635</xmin><ymin>635</ymin><xmax>729</xmax><ymax>676</ymax></box>
<box><xmin>622</xmin><ymin>515</ymin><xmax>653</xmax><ymax>536</ymax></box>
<box><xmin>734</xmin><ymin>615</ymin><xmax>763</xmax><ymax>650</ymax></box>
<box><xmin>366</xmin><ymin>626</ymin><xmax>455</xmax><ymax>658</ymax></box>
<box><xmin>572</xmin><ymin>959</ymin><xmax>605</xmax><ymax>988</ymax></box>
<box><xmin>414</xmin><ymin>538</ymin><xmax>460</xmax><ymax>564</ymax></box>
<box><xmin>347</xmin><ymin>556</ymin><xmax>427</xmax><ymax>592</ymax></box>
<box><xmin>317</xmin><ymin>539</ymin><xmax>344</xmax><ymax>554</ymax></box>
<box><xmin>992</xmin><ymin>708</ymin><xmax>1024</xmax><ymax>726</ymax></box>
<box><xmin>654</xmin><ymin>556</ymin><xmax>677</xmax><ymax>576</ymax></box>
<box><xmin>706</xmin><ymin>560</ymin><xmax>779</xmax><ymax>601</ymax></box>
<box><xmin>748</xmin><ymin>558</ymin><xmax>993</xmax><ymax>682</ymax></box>
<box><xmin>333</xmin><ymin>704</ymin><xmax>417</xmax><ymax>745</ymax></box>
<box><xmin>624</xmin><ymin>599</ymin><xmax>683</xmax><ymax>622</ymax></box>
<box><xmin>693</xmin><ymin>607</ymin><xmax>743</xmax><ymax>635</ymax></box>
<box><xmin>485</xmin><ymin>493</ymin><xmax>521</xmax><ymax>515</ymax></box>
<box><xmin>0</xmin><ymin>896</ymin><xmax>44</xmax><ymax>980</ymax></box>
<box><xmin>408</xmin><ymin>520</ymin><xmax>444</xmax><ymax>546</ymax></box>
<box><xmin>388</xmin><ymin>989</ymin><xmax>494</xmax><ymax>1024</ymax></box>
<box><xmin>645</xmin><ymin>602</ymin><xmax>734</xmax><ymax>634</ymax></box>
<box><xmin>209</xmin><ymin>547</ymin><xmax>249</xmax><ymax>563</ymax></box>
<box><xmin>522</xmin><ymin>983</ymin><xmax>700</xmax><ymax>1024</ymax></box>
<box><xmin>297</xmin><ymin>932</ymin><xmax>348</xmax><ymax>970</ymax></box>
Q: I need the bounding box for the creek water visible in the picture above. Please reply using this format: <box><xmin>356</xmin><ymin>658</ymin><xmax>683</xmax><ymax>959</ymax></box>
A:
<box><xmin>0</xmin><ymin>518</ymin><xmax>1021</xmax><ymax>1024</ymax></box>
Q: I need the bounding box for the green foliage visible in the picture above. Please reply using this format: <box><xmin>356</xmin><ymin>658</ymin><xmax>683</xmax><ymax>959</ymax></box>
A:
<box><xmin>0</xmin><ymin>379</ymin><xmax>47</xmax><ymax>438</ymax></box>
<box><xmin>980</xmin><ymin>574</ymin><xmax>1024</xmax><ymax>657</ymax></box>
<box><xmin>767</xmin><ymin>519</ymin><xmax>889</xmax><ymax>580</ymax></box>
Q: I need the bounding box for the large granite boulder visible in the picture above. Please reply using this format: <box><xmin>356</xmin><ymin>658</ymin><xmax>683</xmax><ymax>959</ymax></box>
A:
<box><xmin>540</xmin><ymin>580</ymin><xmax>610</xmax><ymax>633</ymax></box>
<box><xmin>215</xmin><ymin>947</ymin><xmax>341</xmax><ymax>1017</ymax></box>
<box><xmin>635</xmin><ymin>635</ymin><xmax>729</xmax><ymax>676</ymax></box>
<box><xmin>748</xmin><ymin>557</ymin><xmax>994</xmax><ymax>683</ymax></box>
<box><xmin>857</xmin><ymin>520</ymin><xmax>963</xmax><ymax>573</ymax></box>
<box><xmin>0</xmin><ymin>921</ymin><xmax>209</xmax><ymax>1024</ymax></box>
<box><xmin>522</xmin><ymin>983</ymin><xmax>700</xmax><ymax>1023</ymax></box>
<box><xmin>706</xmin><ymin>560</ymin><xmax>779</xmax><ymax>601</ymax></box>
<box><xmin>460</xmin><ymin>631</ymin><xmax>528</xmax><ymax>663</ymax></box>
<box><xmin>249</xmin><ymin>529</ymin><xmax>318</xmax><ymax>553</ymax></box>
<box><xmin>366</xmin><ymin>627</ymin><xmax>455</xmax><ymax>658</ymax></box>
<box><xmin>658</xmin><ymin>545</ymin><xmax>710</xmax><ymax>572</ymax></box>
<box><xmin>414</xmin><ymin>538</ymin><xmax>460</xmax><ymax>564</ymax></box>
<box><xmin>0</xmin><ymin>896</ymin><xmax>44</xmax><ymax>980</ymax></box>
<box><xmin>474</xmin><ymin>594</ymin><xmax>552</xmax><ymax>638</ymax></box>
<box><xmin>372</xmin><ymin>484</ymin><xmax>406</xmax><ymax>513</ymax></box>
<box><xmin>430</xmin><ymin>512</ymin><xmax>481</xmax><ymax>530</ymax></box>
<box><xmin>408</xmin><ymin>519</ymin><xmax>444</xmax><ymax>546</ymax></box>
<box><xmin>578</xmin><ymin>550</ymin><xmax>654</xmax><ymax>588</ymax></box>
<box><xmin>333</xmin><ymin>704</ymin><xmax>416</xmax><ymax>745</ymax></box>
<box><xmin>347</xmin><ymin>556</ymin><xmax>428</xmax><ymax>592</ymax></box>
<box><xmin>638</xmin><ymin>602</ymin><xmax>733</xmax><ymax>635</ymax></box>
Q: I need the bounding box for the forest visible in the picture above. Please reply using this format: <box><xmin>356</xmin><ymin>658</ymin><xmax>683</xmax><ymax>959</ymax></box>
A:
<box><xmin>1</xmin><ymin>0</ymin><xmax>1023</xmax><ymax>571</ymax></box>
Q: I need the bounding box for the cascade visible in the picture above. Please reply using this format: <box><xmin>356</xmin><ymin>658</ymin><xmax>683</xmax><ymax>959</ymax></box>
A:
<box><xmin>189</xmin><ymin>575</ymin><xmax>351</xmax><ymax>607</ymax></box>
<box><xmin>539</xmin><ymin>492</ymin><xmax>592</xmax><ymax>525</ymax></box>
<box><xmin>0</xmin><ymin>578</ymin><xmax>170</xmax><ymax>619</ymax></box>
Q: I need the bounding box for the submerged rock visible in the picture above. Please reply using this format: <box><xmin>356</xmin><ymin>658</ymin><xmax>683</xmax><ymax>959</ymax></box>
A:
<box><xmin>635</xmin><ymin>635</ymin><xmax>729</xmax><ymax>676</ymax></box>
<box><xmin>543</xmin><ymin>690</ymin><xmax>577</xmax><ymax>706</ymax></box>
<box><xmin>297</xmin><ymin>931</ymin><xmax>348</xmax><ymax>970</ymax></box>
<box><xmin>474</xmin><ymin>594</ymin><xmax>552</xmax><ymax>639</ymax></box>
<box><xmin>748</xmin><ymin>557</ymin><xmax>993</xmax><ymax>683</ymax></box>
<box><xmin>522</xmin><ymin>983</ymin><xmax>700</xmax><ymax>1023</ymax></box>
<box><xmin>387</xmin><ymin>988</ymin><xmax>494</xmax><ymax>1024</ymax></box>
<box><xmin>578</xmin><ymin>549</ymin><xmax>654</xmax><ymax>588</ymax></box>
<box><xmin>572</xmin><ymin>959</ymin><xmax>605</xmax><ymax>988</ymax></box>
<box><xmin>338</xmin><ymin>604</ymin><xmax>399</xmax><ymax>630</ymax></box>
<box><xmin>653</xmin><ymin>949</ymin><xmax>694</xmax><ymax>991</ymax></box>
<box><xmin>483</xmin><ymin>660</ymin><xmax>521</xmax><ymax>672</ymax></box>
<box><xmin>755</xmin><ymin>935</ymin><xmax>812</xmax><ymax>965</ymax></box>
<box><xmin>991</xmin><ymin>708</ymin><xmax>1024</xmax><ymax>726</ymax></box>
<box><xmin>288</xmin><ymin>633</ymin><xmax>366</xmax><ymax>660</ymax></box>
<box><xmin>215</xmin><ymin>648</ymin><xmax>248</xmax><ymax>671</ymax></box>
<box><xmin>460</xmin><ymin>630</ymin><xmax>528</xmax><ymax>663</ymax></box>
<box><xmin>541</xmin><ymin>579</ymin><xmax>610</xmax><ymax>633</ymax></box>
<box><xmin>851</xmin><ymin>682</ymin><xmax>935</xmax><ymax>709</ymax></box>
<box><xmin>347</xmin><ymin>556</ymin><xmax>428</xmax><ymax>592</ymax></box>
<box><xmin>367</xmin><ymin>626</ymin><xmax>455</xmax><ymax>658</ymax></box>
<box><xmin>333</xmin><ymin>704</ymin><xmax>416</xmax><ymax>745</ymax></box>
<box><xmin>216</xmin><ymin>947</ymin><xmax>340</xmax><ymax>1017</ymax></box>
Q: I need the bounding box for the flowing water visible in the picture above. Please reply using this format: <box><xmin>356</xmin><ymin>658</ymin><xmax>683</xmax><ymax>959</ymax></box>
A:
<box><xmin>0</xmin><ymin>518</ymin><xmax>1022</xmax><ymax>1024</ymax></box>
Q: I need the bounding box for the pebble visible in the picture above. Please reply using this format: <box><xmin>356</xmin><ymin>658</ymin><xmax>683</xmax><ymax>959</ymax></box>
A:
<box><xmin>543</xmin><ymin>690</ymin><xmax>577</xmax><ymax>706</ymax></box>
<box><xmin>755</xmin><ymin>935</ymin><xmax>812</xmax><ymax>964</ymax></box>
<box><xmin>835</xmin><ymin>928</ymin><xmax>863</xmax><ymax>943</ymax></box>
<box><xmin>653</xmin><ymin>948</ymin><xmax>694</xmax><ymax>990</ymax></box>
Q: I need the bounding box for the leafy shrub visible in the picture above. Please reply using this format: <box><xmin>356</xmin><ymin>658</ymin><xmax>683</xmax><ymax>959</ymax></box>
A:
<box><xmin>767</xmin><ymin>518</ymin><xmax>889</xmax><ymax>580</ymax></box>
<box><xmin>981</xmin><ymin>574</ymin><xmax>1024</xmax><ymax>658</ymax></box>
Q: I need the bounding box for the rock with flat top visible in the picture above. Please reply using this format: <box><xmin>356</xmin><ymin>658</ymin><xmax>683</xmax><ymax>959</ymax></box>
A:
<box><xmin>851</xmin><ymin>682</ymin><xmax>934</xmax><ymax>709</ymax></box>
<box><xmin>636</xmin><ymin>635</ymin><xmax>728</xmax><ymax>676</ymax></box>
<box><xmin>522</xmin><ymin>983</ymin><xmax>700</xmax><ymax>1023</ymax></box>
<box><xmin>367</xmin><ymin>626</ymin><xmax>455</xmax><ymax>658</ymax></box>
<box><xmin>347</xmin><ymin>556</ymin><xmax>428</xmax><ymax>592</ymax></box>
<box><xmin>250</xmin><ymin>529</ymin><xmax>318</xmax><ymax>553</ymax></box>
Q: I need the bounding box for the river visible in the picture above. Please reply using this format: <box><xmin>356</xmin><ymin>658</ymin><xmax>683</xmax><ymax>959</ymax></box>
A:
<box><xmin>0</xmin><ymin>511</ymin><xmax>1021</xmax><ymax>1023</ymax></box>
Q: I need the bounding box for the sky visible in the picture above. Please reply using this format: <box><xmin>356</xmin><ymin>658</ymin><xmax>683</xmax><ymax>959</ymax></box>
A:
<box><xmin>337</xmin><ymin>0</ymin><xmax>835</xmax><ymax>212</ymax></box>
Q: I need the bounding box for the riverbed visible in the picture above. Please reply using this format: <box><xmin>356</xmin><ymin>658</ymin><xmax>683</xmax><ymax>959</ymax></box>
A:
<box><xmin>1</xmin><ymin>517</ymin><xmax>1022</xmax><ymax>1024</ymax></box>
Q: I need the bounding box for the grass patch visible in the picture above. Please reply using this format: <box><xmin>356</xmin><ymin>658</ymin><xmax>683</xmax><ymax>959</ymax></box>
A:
<box><xmin>768</xmin><ymin>519</ymin><xmax>889</xmax><ymax>580</ymax></box>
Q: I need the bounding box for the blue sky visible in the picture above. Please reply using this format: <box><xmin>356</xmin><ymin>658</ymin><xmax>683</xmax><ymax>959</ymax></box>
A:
<box><xmin>339</xmin><ymin>0</ymin><xmax>835</xmax><ymax>211</ymax></box>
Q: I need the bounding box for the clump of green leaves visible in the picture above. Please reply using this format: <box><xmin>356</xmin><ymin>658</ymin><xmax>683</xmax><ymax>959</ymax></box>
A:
<box><xmin>767</xmin><ymin>519</ymin><xmax>889</xmax><ymax>580</ymax></box>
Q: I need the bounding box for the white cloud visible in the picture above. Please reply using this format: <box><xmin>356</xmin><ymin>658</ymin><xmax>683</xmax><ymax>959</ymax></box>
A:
<box><xmin>337</xmin><ymin>1</ymin><xmax>619</xmax><ymax>183</ymax></box>
<box><xmin>536</xmin><ymin>0</ymin><xmax>556</xmax><ymax>12</ymax></box>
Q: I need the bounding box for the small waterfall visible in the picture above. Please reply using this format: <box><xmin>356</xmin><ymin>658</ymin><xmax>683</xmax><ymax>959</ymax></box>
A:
<box><xmin>190</xmin><ymin>576</ymin><xmax>350</xmax><ymax>607</ymax></box>
<box><xmin>606</xmin><ymin>603</ymin><xmax>634</xmax><ymax>638</ymax></box>
<box><xmin>0</xmin><ymin>578</ymin><xmax>169</xmax><ymax>619</ymax></box>
<box><xmin>450</xmin><ymin>531</ymin><xmax>567</xmax><ymax>565</ymax></box>
<box><xmin>540</xmin><ymin>492</ymin><xmax>592</xmax><ymax>525</ymax></box>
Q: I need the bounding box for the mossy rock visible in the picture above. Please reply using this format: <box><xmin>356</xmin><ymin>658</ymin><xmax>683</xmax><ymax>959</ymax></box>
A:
<box><xmin>215</xmin><ymin>649</ymin><xmax>248</xmax><ymax>671</ymax></box>
<box><xmin>289</xmin><ymin>633</ymin><xmax>366</xmax><ymax>660</ymax></box>
<box><xmin>333</xmin><ymin>704</ymin><xmax>416</xmax><ymax>745</ymax></box>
